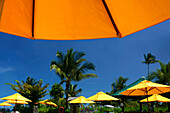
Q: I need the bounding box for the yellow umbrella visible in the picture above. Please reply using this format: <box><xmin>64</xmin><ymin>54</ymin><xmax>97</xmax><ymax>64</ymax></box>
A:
<box><xmin>140</xmin><ymin>94</ymin><xmax>170</xmax><ymax>103</ymax></box>
<box><xmin>87</xmin><ymin>91</ymin><xmax>119</xmax><ymax>101</ymax></box>
<box><xmin>5</xmin><ymin>100</ymin><xmax>28</xmax><ymax>104</ymax></box>
<box><xmin>120</xmin><ymin>80</ymin><xmax>170</xmax><ymax>112</ymax></box>
<box><xmin>0</xmin><ymin>93</ymin><xmax>31</xmax><ymax>112</ymax></box>
<box><xmin>87</xmin><ymin>91</ymin><xmax>119</xmax><ymax>113</ymax></box>
<box><xmin>140</xmin><ymin>94</ymin><xmax>170</xmax><ymax>112</ymax></box>
<box><xmin>38</xmin><ymin>99</ymin><xmax>57</xmax><ymax>107</ymax></box>
<box><xmin>69</xmin><ymin>96</ymin><xmax>95</xmax><ymax>104</ymax></box>
<box><xmin>0</xmin><ymin>93</ymin><xmax>32</xmax><ymax>102</ymax></box>
<box><xmin>45</xmin><ymin>102</ymin><xmax>57</xmax><ymax>107</ymax></box>
<box><xmin>69</xmin><ymin>96</ymin><xmax>95</xmax><ymax>112</ymax></box>
<box><xmin>0</xmin><ymin>0</ymin><xmax>169</xmax><ymax>40</ymax></box>
<box><xmin>0</xmin><ymin>102</ymin><xmax>12</xmax><ymax>107</ymax></box>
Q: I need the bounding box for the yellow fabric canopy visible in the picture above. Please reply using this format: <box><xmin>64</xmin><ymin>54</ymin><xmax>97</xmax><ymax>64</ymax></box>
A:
<box><xmin>0</xmin><ymin>93</ymin><xmax>32</xmax><ymax>102</ymax></box>
<box><xmin>5</xmin><ymin>100</ymin><xmax>28</xmax><ymax>104</ymax></box>
<box><xmin>0</xmin><ymin>0</ymin><xmax>169</xmax><ymax>40</ymax></box>
<box><xmin>38</xmin><ymin>99</ymin><xmax>57</xmax><ymax>107</ymax></box>
<box><xmin>69</xmin><ymin>96</ymin><xmax>95</xmax><ymax>104</ymax></box>
<box><xmin>0</xmin><ymin>102</ymin><xmax>12</xmax><ymax>106</ymax></box>
<box><xmin>120</xmin><ymin>80</ymin><xmax>170</xmax><ymax>96</ymax></box>
<box><xmin>140</xmin><ymin>94</ymin><xmax>170</xmax><ymax>102</ymax></box>
<box><xmin>87</xmin><ymin>91</ymin><xmax>119</xmax><ymax>101</ymax></box>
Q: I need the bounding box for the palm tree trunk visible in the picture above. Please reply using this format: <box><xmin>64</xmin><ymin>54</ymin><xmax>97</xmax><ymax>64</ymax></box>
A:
<box><xmin>148</xmin><ymin>64</ymin><xmax>150</xmax><ymax>78</ymax></box>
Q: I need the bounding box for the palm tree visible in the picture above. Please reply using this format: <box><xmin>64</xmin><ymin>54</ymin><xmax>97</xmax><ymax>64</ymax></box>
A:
<box><xmin>151</xmin><ymin>61</ymin><xmax>170</xmax><ymax>85</ymax></box>
<box><xmin>151</xmin><ymin>61</ymin><xmax>170</xmax><ymax>112</ymax></box>
<box><xmin>6</xmin><ymin>76</ymin><xmax>49</xmax><ymax>112</ymax></box>
<box><xmin>111</xmin><ymin>76</ymin><xmax>128</xmax><ymax>94</ymax></box>
<box><xmin>142</xmin><ymin>53</ymin><xmax>158</xmax><ymax>77</ymax></box>
<box><xmin>68</xmin><ymin>84</ymin><xmax>82</xmax><ymax>97</ymax></box>
<box><xmin>50</xmin><ymin>48</ymin><xmax>98</xmax><ymax>109</ymax></box>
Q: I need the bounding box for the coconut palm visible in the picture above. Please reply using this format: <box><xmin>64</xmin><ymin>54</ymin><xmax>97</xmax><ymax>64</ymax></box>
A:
<box><xmin>50</xmin><ymin>48</ymin><xmax>98</xmax><ymax>109</ymax></box>
<box><xmin>142</xmin><ymin>53</ymin><xmax>158</xmax><ymax>77</ymax></box>
<box><xmin>111</xmin><ymin>76</ymin><xmax>128</xmax><ymax>94</ymax></box>
<box><xmin>68</xmin><ymin>84</ymin><xmax>82</xmax><ymax>97</ymax></box>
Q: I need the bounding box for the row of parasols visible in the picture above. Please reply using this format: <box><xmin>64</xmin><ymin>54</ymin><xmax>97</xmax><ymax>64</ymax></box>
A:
<box><xmin>0</xmin><ymin>80</ymin><xmax>170</xmax><ymax>112</ymax></box>
<box><xmin>69</xmin><ymin>80</ymin><xmax>170</xmax><ymax>112</ymax></box>
<box><xmin>0</xmin><ymin>93</ymin><xmax>57</xmax><ymax>112</ymax></box>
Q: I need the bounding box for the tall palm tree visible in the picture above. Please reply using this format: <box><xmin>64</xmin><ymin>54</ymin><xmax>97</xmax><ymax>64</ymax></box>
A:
<box><xmin>111</xmin><ymin>76</ymin><xmax>128</xmax><ymax>94</ymax></box>
<box><xmin>50</xmin><ymin>48</ymin><xmax>98</xmax><ymax>109</ymax></box>
<box><xmin>68</xmin><ymin>84</ymin><xmax>82</xmax><ymax>97</ymax></box>
<box><xmin>151</xmin><ymin>61</ymin><xmax>170</xmax><ymax>112</ymax></box>
<box><xmin>151</xmin><ymin>61</ymin><xmax>170</xmax><ymax>85</ymax></box>
<box><xmin>142</xmin><ymin>53</ymin><xmax>158</xmax><ymax>77</ymax></box>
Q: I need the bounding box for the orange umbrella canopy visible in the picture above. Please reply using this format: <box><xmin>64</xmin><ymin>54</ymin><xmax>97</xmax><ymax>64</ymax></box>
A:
<box><xmin>120</xmin><ymin>80</ymin><xmax>170</xmax><ymax>96</ymax></box>
<box><xmin>0</xmin><ymin>93</ymin><xmax>32</xmax><ymax>102</ymax></box>
<box><xmin>0</xmin><ymin>0</ymin><xmax>169</xmax><ymax>40</ymax></box>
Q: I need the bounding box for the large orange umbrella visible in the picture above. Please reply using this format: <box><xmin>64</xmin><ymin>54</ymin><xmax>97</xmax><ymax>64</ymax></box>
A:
<box><xmin>120</xmin><ymin>80</ymin><xmax>170</xmax><ymax>112</ymax></box>
<box><xmin>0</xmin><ymin>0</ymin><xmax>169</xmax><ymax>40</ymax></box>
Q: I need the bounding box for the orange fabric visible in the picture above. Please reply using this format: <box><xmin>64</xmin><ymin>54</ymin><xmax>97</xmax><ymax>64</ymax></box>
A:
<box><xmin>34</xmin><ymin>0</ymin><xmax>116</xmax><ymax>40</ymax></box>
<box><xmin>0</xmin><ymin>0</ymin><xmax>169</xmax><ymax>40</ymax></box>
<box><xmin>0</xmin><ymin>0</ymin><xmax>33</xmax><ymax>38</ymax></box>
<box><xmin>105</xmin><ymin>0</ymin><xmax>170</xmax><ymax>37</ymax></box>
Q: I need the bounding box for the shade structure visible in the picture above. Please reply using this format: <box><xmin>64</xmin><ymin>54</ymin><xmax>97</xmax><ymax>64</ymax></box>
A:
<box><xmin>87</xmin><ymin>91</ymin><xmax>119</xmax><ymax>101</ymax></box>
<box><xmin>140</xmin><ymin>94</ymin><xmax>170</xmax><ymax>112</ymax></box>
<box><xmin>0</xmin><ymin>93</ymin><xmax>32</xmax><ymax>102</ymax></box>
<box><xmin>140</xmin><ymin>94</ymin><xmax>170</xmax><ymax>103</ymax></box>
<box><xmin>38</xmin><ymin>99</ymin><xmax>57</xmax><ymax>107</ymax></box>
<box><xmin>5</xmin><ymin>100</ymin><xmax>28</xmax><ymax>104</ymax></box>
<box><xmin>69</xmin><ymin>96</ymin><xmax>95</xmax><ymax>113</ymax></box>
<box><xmin>120</xmin><ymin>80</ymin><xmax>170</xmax><ymax>96</ymax></box>
<box><xmin>45</xmin><ymin>102</ymin><xmax>57</xmax><ymax>107</ymax></box>
<box><xmin>69</xmin><ymin>96</ymin><xmax>95</xmax><ymax>104</ymax></box>
<box><xmin>120</xmin><ymin>80</ymin><xmax>170</xmax><ymax>112</ymax></box>
<box><xmin>0</xmin><ymin>102</ymin><xmax>12</xmax><ymax>106</ymax></box>
<box><xmin>87</xmin><ymin>91</ymin><xmax>119</xmax><ymax>113</ymax></box>
<box><xmin>0</xmin><ymin>0</ymin><xmax>169</xmax><ymax>40</ymax></box>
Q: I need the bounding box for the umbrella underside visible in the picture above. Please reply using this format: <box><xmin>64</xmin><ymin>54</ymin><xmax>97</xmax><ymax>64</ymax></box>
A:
<box><xmin>0</xmin><ymin>0</ymin><xmax>169</xmax><ymax>40</ymax></box>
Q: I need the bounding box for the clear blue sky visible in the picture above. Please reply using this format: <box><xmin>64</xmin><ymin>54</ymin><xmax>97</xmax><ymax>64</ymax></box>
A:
<box><xmin>0</xmin><ymin>20</ymin><xmax>170</xmax><ymax>107</ymax></box>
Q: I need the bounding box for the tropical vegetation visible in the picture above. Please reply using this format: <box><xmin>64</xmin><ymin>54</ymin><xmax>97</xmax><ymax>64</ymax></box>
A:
<box><xmin>50</xmin><ymin>48</ymin><xmax>98</xmax><ymax>109</ymax></box>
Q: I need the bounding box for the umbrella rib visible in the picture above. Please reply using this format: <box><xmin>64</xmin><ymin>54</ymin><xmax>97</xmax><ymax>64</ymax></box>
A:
<box><xmin>32</xmin><ymin>0</ymin><xmax>35</xmax><ymax>39</ymax></box>
<box><xmin>128</xmin><ymin>89</ymin><xmax>136</xmax><ymax>95</ymax></box>
<box><xmin>154</xmin><ymin>87</ymin><xmax>165</xmax><ymax>94</ymax></box>
<box><xmin>101</xmin><ymin>0</ymin><xmax>122</xmax><ymax>38</ymax></box>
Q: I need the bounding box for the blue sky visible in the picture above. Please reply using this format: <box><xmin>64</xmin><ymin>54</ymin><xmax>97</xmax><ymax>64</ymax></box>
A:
<box><xmin>0</xmin><ymin>20</ymin><xmax>170</xmax><ymax>108</ymax></box>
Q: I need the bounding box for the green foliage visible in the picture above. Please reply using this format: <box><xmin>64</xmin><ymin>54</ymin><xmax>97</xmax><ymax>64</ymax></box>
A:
<box><xmin>142</xmin><ymin>53</ymin><xmax>158</xmax><ymax>77</ymax></box>
<box><xmin>6</xmin><ymin>76</ymin><xmax>49</xmax><ymax>111</ymax></box>
<box><xmin>111</xmin><ymin>76</ymin><xmax>128</xmax><ymax>94</ymax></box>
<box><xmin>50</xmin><ymin>48</ymin><xmax>98</xmax><ymax>108</ymax></box>
<box><xmin>50</xmin><ymin>83</ymin><xmax>64</xmax><ymax>100</ymax></box>
<box><xmin>68</xmin><ymin>84</ymin><xmax>82</xmax><ymax>97</ymax></box>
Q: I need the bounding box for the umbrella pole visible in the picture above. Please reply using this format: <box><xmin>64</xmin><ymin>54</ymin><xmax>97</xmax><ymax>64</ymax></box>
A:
<box><xmin>146</xmin><ymin>91</ymin><xmax>150</xmax><ymax>112</ymax></box>
<box><xmin>81</xmin><ymin>103</ymin><xmax>82</xmax><ymax>113</ymax></box>
<box><xmin>101</xmin><ymin>102</ymin><xmax>102</xmax><ymax>113</ymax></box>
<box><xmin>157</xmin><ymin>101</ymin><xmax>158</xmax><ymax>113</ymax></box>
